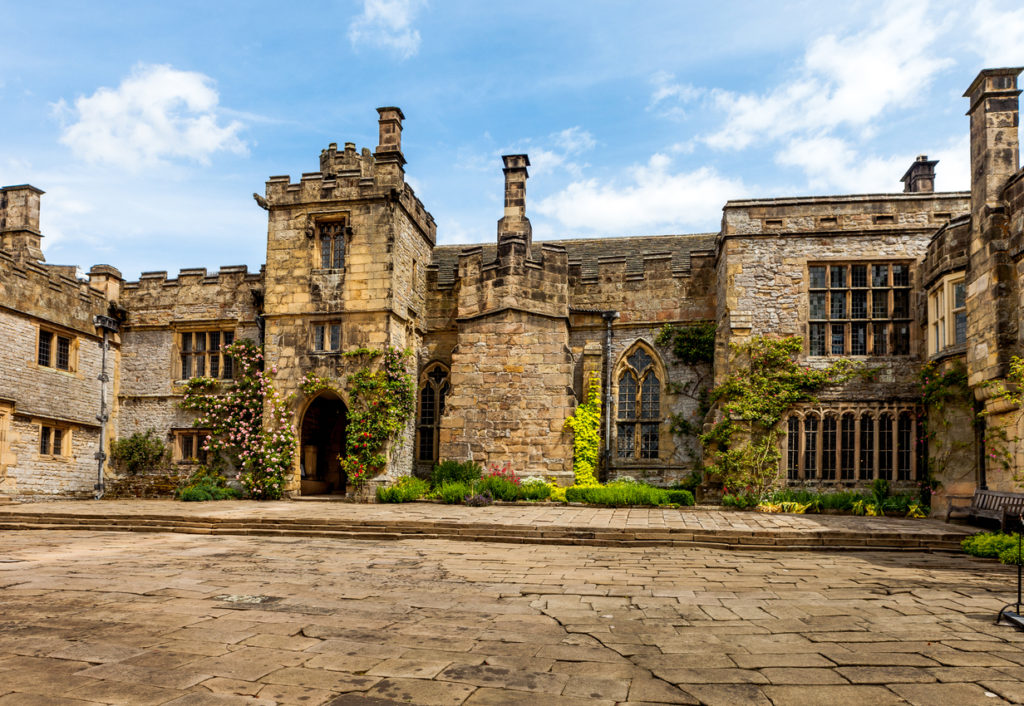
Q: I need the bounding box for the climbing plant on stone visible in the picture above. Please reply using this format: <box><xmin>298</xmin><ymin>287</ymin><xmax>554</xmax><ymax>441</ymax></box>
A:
<box><xmin>564</xmin><ymin>375</ymin><xmax>601</xmax><ymax>487</ymax></box>
<box><xmin>338</xmin><ymin>347</ymin><xmax>416</xmax><ymax>487</ymax></box>
<box><xmin>180</xmin><ymin>339</ymin><xmax>296</xmax><ymax>500</ymax></box>
<box><xmin>702</xmin><ymin>335</ymin><xmax>864</xmax><ymax>499</ymax></box>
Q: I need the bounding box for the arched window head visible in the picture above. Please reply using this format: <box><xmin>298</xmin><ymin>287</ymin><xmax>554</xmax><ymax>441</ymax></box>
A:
<box><xmin>319</xmin><ymin>221</ymin><xmax>346</xmax><ymax>269</ymax></box>
<box><xmin>616</xmin><ymin>344</ymin><xmax>662</xmax><ymax>460</ymax></box>
<box><xmin>417</xmin><ymin>363</ymin><xmax>449</xmax><ymax>463</ymax></box>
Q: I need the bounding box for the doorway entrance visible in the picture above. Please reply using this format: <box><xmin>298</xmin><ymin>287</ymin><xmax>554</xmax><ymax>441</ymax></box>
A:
<box><xmin>300</xmin><ymin>393</ymin><xmax>348</xmax><ymax>495</ymax></box>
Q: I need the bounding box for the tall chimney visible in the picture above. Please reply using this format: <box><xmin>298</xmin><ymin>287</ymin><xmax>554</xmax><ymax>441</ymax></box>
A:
<box><xmin>0</xmin><ymin>184</ymin><xmax>45</xmax><ymax>262</ymax></box>
<box><xmin>964</xmin><ymin>68</ymin><xmax>1022</xmax><ymax>220</ymax></box>
<box><xmin>497</xmin><ymin>154</ymin><xmax>532</xmax><ymax>252</ymax></box>
<box><xmin>900</xmin><ymin>155</ymin><xmax>937</xmax><ymax>193</ymax></box>
<box><xmin>963</xmin><ymin>67</ymin><xmax>1023</xmax><ymax>388</ymax></box>
<box><xmin>374</xmin><ymin>106</ymin><xmax>406</xmax><ymax>185</ymax></box>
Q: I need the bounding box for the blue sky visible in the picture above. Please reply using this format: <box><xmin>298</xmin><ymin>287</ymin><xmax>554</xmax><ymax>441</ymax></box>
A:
<box><xmin>2</xmin><ymin>0</ymin><xmax>1022</xmax><ymax>279</ymax></box>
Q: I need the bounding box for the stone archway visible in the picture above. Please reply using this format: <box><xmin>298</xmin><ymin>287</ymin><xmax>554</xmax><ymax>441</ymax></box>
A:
<box><xmin>299</xmin><ymin>392</ymin><xmax>348</xmax><ymax>495</ymax></box>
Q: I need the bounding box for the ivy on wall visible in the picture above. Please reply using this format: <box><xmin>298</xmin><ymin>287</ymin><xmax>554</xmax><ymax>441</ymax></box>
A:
<box><xmin>702</xmin><ymin>335</ymin><xmax>864</xmax><ymax>498</ymax></box>
<box><xmin>980</xmin><ymin>355</ymin><xmax>1024</xmax><ymax>486</ymax></box>
<box><xmin>180</xmin><ymin>340</ymin><xmax>295</xmax><ymax>500</ymax></box>
<box><xmin>657</xmin><ymin>321</ymin><xmax>716</xmax><ymax>462</ymax></box>
<box><xmin>564</xmin><ymin>376</ymin><xmax>601</xmax><ymax>487</ymax></box>
<box><xmin>918</xmin><ymin>359</ymin><xmax>973</xmax><ymax>501</ymax></box>
<box><xmin>337</xmin><ymin>347</ymin><xmax>416</xmax><ymax>488</ymax></box>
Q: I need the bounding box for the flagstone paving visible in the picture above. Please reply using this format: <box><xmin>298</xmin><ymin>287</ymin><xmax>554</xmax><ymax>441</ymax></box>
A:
<box><xmin>0</xmin><ymin>530</ymin><xmax>1021</xmax><ymax>705</ymax></box>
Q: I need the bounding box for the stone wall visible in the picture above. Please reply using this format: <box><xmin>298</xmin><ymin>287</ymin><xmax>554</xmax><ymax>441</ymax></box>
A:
<box><xmin>0</xmin><ymin>247</ymin><xmax>118</xmax><ymax>497</ymax></box>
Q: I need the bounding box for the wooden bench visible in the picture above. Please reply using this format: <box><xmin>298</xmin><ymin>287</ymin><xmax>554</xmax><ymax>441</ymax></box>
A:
<box><xmin>946</xmin><ymin>489</ymin><xmax>1024</xmax><ymax>531</ymax></box>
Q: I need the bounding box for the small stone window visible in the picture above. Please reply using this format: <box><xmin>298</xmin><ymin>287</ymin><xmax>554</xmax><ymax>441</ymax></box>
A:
<box><xmin>417</xmin><ymin>363</ymin><xmax>450</xmax><ymax>463</ymax></box>
<box><xmin>37</xmin><ymin>328</ymin><xmax>74</xmax><ymax>371</ymax></box>
<box><xmin>807</xmin><ymin>262</ymin><xmax>912</xmax><ymax>357</ymax></box>
<box><xmin>39</xmin><ymin>424</ymin><xmax>69</xmax><ymax>457</ymax></box>
<box><xmin>318</xmin><ymin>221</ymin><xmax>346</xmax><ymax>270</ymax></box>
<box><xmin>312</xmin><ymin>322</ymin><xmax>342</xmax><ymax>353</ymax></box>
<box><xmin>616</xmin><ymin>345</ymin><xmax>662</xmax><ymax>460</ymax></box>
<box><xmin>174</xmin><ymin>430</ymin><xmax>211</xmax><ymax>464</ymax></box>
<box><xmin>179</xmin><ymin>330</ymin><xmax>235</xmax><ymax>380</ymax></box>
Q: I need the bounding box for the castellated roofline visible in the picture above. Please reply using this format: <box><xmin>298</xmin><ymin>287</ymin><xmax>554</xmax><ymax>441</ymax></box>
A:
<box><xmin>123</xmin><ymin>264</ymin><xmax>263</xmax><ymax>289</ymax></box>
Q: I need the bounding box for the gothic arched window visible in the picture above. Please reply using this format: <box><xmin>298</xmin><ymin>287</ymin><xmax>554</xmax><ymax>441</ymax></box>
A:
<box><xmin>616</xmin><ymin>346</ymin><xmax>662</xmax><ymax>460</ymax></box>
<box><xmin>417</xmin><ymin>363</ymin><xmax>449</xmax><ymax>463</ymax></box>
<box><xmin>319</xmin><ymin>221</ymin><xmax>345</xmax><ymax>269</ymax></box>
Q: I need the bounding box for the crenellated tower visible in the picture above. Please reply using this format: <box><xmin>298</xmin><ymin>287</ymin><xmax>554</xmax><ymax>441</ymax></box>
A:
<box><xmin>259</xmin><ymin>107</ymin><xmax>436</xmax><ymax>493</ymax></box>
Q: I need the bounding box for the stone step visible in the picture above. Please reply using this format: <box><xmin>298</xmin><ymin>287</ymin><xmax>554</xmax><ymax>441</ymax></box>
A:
<box><xmin>0</xmin><ymin>513</ymin><xmax>965</xmax><ymax>552</ymax></box>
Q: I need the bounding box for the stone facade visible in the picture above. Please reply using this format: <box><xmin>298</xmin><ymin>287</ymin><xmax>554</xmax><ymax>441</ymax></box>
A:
<box><xmin>2</xmin><ymin>67</ymin><xmax>1024</xmax><ymax>506</ymax></box>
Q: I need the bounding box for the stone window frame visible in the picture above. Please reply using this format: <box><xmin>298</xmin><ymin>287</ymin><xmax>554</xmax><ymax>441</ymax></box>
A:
<box><xmin>175</xmin><ymin>328</ymin><xmax>235</xmax><ymax>381</ymax></box>
<box><xmin>928</xmin><ymin>273</ymin><xmax>967</xmax><ymax>356</ymax></box>
<box><xmin>416</xmin><ymin>362</ymin><xmax>450</xmax><ymax>464</ymax></box>
<box><xmin>310</xmin><ymin>321</ymin><xmax>343</xmax><ymax>354</ymax></box>
<box><xmin>36</xmin><ymin>325</ymin><xmax>77</xmax><ymax>373</ymax></box>
<box><xmin>311</xmin><ymin>213</ymin><xmax>350</xmax><ymax>272</ymax></box>
<box><xmin>807</xmin><ymin>261</ymin><xmax>913</xmax><ymax>357</ymax></box>
<box><xmin>173</xmin><ymin>429</ymin><xmax>212</xmax><ymax>465</ymax></box>
<box><xmin>38</xmin><ymin>422</ymin><xmax>71</xmax><ymax>459</ymax></box>
<box><xmin>614</xmin><ymin>342</ymin><xmax>665</xmax><ymax>462</ymax></box>
<box><xmin>782</xmin><ymin>406</ymin><xmax>921</xmax><ymax>483</ymax></box>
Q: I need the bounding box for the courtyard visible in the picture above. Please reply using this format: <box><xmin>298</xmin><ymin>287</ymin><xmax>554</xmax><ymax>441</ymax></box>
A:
<box><xmin>0</xmin><ymin>519</ymin><xmax>1023</xmax><ymax>705</ymax></box>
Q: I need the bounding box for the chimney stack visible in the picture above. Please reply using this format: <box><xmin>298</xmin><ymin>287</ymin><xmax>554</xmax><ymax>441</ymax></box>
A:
<box><xmin>497</xmin><ymin>154</ymin><xmax>532</xmax><ymax>252</ymax></box>
<box><xmin>900</xmin><ymin>155</ymin><xmax>937</xmax><ymax>193</ymax></box>
<box><xmin>0</xmin><ymin>184</ymin><xmax>45</xmax><ymax>263</ymax></box>
<box><xmin>374</xmin><ymin>107</ymin><xmax>406</xmax><ymax>186</ymax></box>
<box><xmin>964</xmin><ymin>68</ymin><xmax>1023</xmax><ymax>219</ymax></box>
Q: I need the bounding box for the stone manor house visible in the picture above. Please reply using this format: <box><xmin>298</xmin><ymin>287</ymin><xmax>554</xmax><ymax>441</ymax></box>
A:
<box><xmin>2</xmin><ymin>67</ymin><xmax>1024</xmax><ymax>509</ymax></box>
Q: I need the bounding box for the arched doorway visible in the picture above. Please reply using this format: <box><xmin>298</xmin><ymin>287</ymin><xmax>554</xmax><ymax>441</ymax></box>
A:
<box><xmin>300</xmin><ymin>393</ymin><xmax>348</xmax><ymax>495</ymax></box>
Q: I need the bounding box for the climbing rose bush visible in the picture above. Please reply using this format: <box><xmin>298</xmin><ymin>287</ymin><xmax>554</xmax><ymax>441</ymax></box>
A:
<box><xmin>180</xmin><ymin>340</ymin><xmax>296</xmax><ymax>500</ymax></box>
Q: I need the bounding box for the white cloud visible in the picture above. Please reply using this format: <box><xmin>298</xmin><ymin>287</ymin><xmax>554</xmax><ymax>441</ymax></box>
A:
<box><xmin>775</xmin><ymin>134</ymin><xmax>970</xmax><ymax>194</ymax></box>
<box><xmin>705</xmin><ymin>1</ymin><xmax>953</xmax><ymax>150</ymax></box>
<box><xmin>648</xmin><ymin>71</ymin><xmax>702</xmax><ymax>119</ymax></box>
<box><xmin>502</xmin><ymin>126</ymin><xmax>596</xmax><ymax>177</ymax></box>
<box><xmin>536</xmin><ymin>153</ymin><xmax>744</xmax><ymax>234</ymax></box>
<box><xmin>348</xmin><ymin>0</ymin><xmax>425</xmax><ymax>60</ymax></box>
<box><xmin>54</xmin><ymin>64</ymin><xmax>246</xmax><ymax>170</ymax></box>
<box><xmin>970</xmin><ymin>1</ymin><xmax>1024</xmax><ymax>67</ymax></box>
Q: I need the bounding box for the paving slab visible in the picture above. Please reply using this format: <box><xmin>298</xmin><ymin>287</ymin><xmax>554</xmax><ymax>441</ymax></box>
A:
<box><xmin>0</xmin><ymin>529</ymin><xmax>1019</xmax><ymax>704</ymax></box>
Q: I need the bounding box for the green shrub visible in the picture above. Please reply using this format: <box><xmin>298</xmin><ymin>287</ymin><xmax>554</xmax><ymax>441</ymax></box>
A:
<box><xmin>175</xmin><ymin>465</ymin><xmax>238</xmax><ymax>502</ymax></box>
<box><xmin>110</xmin><ymin>429</ymin><xmax>168</xmax><ymax>474</ymax></box>
<box><xmin>431</xmin><ymin>460</ymin><xmax>482</xmax><ymax>488</ymax></box>
<box><xmin>566</xmin><ymin>482</ymin><xmax>669</xmax><ymax>507</ymax></box>
<box><xmin>722</xmin><ymin>492</ymin><xmax>758</xmax><ymax>509</ymax></box>
<box><xmin>179</xmin><ymin>486</ymin><xmax>214</xmax><ymax>502</ymax></box>
<box><xmin>438</xmin><ymin>481</ymin><xmax>471</xmax><ymax>504</ymax></box>
<box><xmin>962</xmin><ymin>532</ymin><xmax>1021</xmax><ymax>558</ymax></box>
<box><xmin>999</xmin><ymin>542</ymin><xmax>1024</xmax><ymax>566</ymax></box>
<box><xmin>520</xmin><ymin>480</ymin><xmax>552</xmax><ymax>501</ymax></box>
<box><xmin>664</xmin><ymin>489</ymin><xmax>695</xmax><ymax>506</ymax></box>
<box><xmin>376</xmin><ymin>476</ymin><xmax>430</xmax><ymax>503</ymax></box>
<box><xmin>476</xmin><ymin>475</ymin><xmax>521</xmax><ymax>501</ymax></box>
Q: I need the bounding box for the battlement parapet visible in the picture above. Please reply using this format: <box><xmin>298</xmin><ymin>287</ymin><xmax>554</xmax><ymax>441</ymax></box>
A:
<box><xmin>264</xmin><ymin>167</ymin><xmax>435</xmax><ymax>244</ymax></box>
<box><xmin>455</xmin><ymin>239</ymin><xmax>569</xmax><ymax>321</ymax></box>
<box><xmin>0</xmin><ymin>248</ymin><xmax>112</xmax><ymax>335</ymax></box>
<box><xmin>723</xmin><ymin>192</ymin><xmax>970</xmax><ymax>237</ymax></box>
<box><xmin>123</xmin><ymin>264</ymin><xmax>263</xmax><ymax>290</ymax></box>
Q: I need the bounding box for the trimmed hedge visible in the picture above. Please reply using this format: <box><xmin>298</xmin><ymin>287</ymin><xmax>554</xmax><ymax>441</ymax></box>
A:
<box><xmin>566</xmin><ymin>482</ymin><xmax>694</xmax><ymax>507</ymax></box>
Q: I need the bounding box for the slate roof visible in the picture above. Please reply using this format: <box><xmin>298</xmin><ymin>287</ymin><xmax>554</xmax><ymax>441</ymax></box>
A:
<box><xmin>429</xmin><ymin>233</ymin><xmax>716</xmax><ymax>287</ymax></box>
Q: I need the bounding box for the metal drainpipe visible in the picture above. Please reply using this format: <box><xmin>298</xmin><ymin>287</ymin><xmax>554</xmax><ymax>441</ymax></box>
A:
<box><xmin>93</xmin><ymin>316</ymin><xmax>119</xmax><ymax>499</ymax></box>
<box><xmin>601</xmin><ymin>311</ymin><xmax>620</xmax><ymax>477</ymax></box>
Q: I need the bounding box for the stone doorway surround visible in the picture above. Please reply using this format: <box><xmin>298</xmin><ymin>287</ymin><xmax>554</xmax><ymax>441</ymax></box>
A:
<box><xmin>299</xmin><ymin>392</ymin><xmax>348</xmax><ymax>495</ymax></box>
